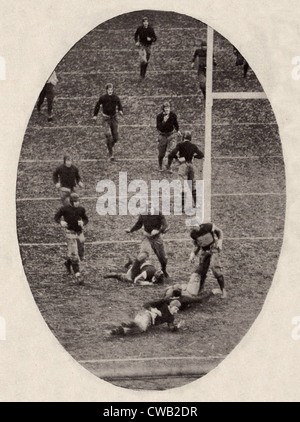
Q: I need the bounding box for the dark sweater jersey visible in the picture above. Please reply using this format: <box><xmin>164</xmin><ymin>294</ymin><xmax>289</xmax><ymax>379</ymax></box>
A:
<box><xmin>192</xmin><ymin>48</ymin><xmax>217</xmax><ymax>73</ymax></box>
<box><xmin>156</xmin><ymin>111</ymin><xmax>179</xmax><ymax>134</ymax></box>
<box><xmin>169</xmin><ymin>141</ymin><xmax>204</xmax><ymax>163</ymax></box>
<box><xmin>140</xmin><ymin>264</ymin><xmax>157</xmax><ymax>280</ymax></box>
<box><xmin>130</xmin><ymin>213</ymin><xmax>168</xmax><ymax>235</ymax></box>
<box><xmin>94</xmin><ymin>94</ymin><xmax>123</xmax><ymax>117</ymax></box>
<box><xmin>143</xmin><ymin>300</ymin><xmax>175</xmax><ymax>326</ymax></box>
<box><xmin>134</xmin><ymin>25</ymin><xmax>157</xmax><ymax>46</ymax></box>
<box><xmin>54</xmin><ymin>205</ymin><xmax>88</xmax><ymax>234</ymax></box>
<box><xmin>53</xmin><ymin>164</ymin><xmax>81</xmax><ymax>189</ymax></box>
<box><xmin>192</xmin><ymin>223</ymin><xmax>217</xmax><ymax>251</ymax></box>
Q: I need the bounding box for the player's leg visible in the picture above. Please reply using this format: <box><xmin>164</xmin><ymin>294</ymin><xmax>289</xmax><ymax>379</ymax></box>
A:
<box><xmin>157</xmin><ymin>135</ymin><xmax>168</xmax><ymax>171</ymax></box>
<box><xmin>151</xmin><ymin>236</ymin><xmax>169</xmax><ymax>278</ymax></box>
<box><xmin>243</xmin><ymin>61</ymin><xmax>249</xmax><ymax>78</ymax></box>
<box><xmin>60</xmin><ymin>187</ymin><xmax>71</xmax><ymax>205</ymax></box>
<box><xmin>198</xmin><ymin>250</ymin><xmax>211</xmax><ymax>292</ymax></box>
<box><xmin>102</xmin><ymin>116</ymin><xmax>114</xmax><ymax>157</ymax></box>
<box><xmin>140</xmin><ymin>237</ymin><xmax>153</xmax><ymax>258</ymax></box>
<box><xmin>187</xmin><ymin>164</ymin><xmax>197</xmax><ymax>206</ymax></box>
<box><xmin>178</xmin><ymin>163</ymin><xmax>189</xmax><ymax>210</ymax></box>
<box><xmin>139</xmin><ymin>46</ymin><xmax>148</xmax><ymax>79</ymax></box>
<box><xmin>167</xmin><ymin>133</ymin><xmax>176</xmax><ymax>155</ymax></box>
<box><xmin>143</xmin><ymin>46</ymin><xmax>151</xmax><ymax>76</ymax></box>
<box><xmin>198</xmin><ymin>71</ymin><xmax>206</xmax><ymax>100</ymax></box>
<box><xmin>110</xmin><ymin>116</ymin><xmax>119</xmax><ymax>160</ymax></box>
<box><xmin>210</xmin><ymin>250</ymin><xmax>227</xmax><ymax>298</ymax></box>
<box><xmin>66</xmin><ymin>232</ymin><xmax>83</xmax><ymax>285</ymax></box>
<box><xmin>45</xmin><ymin>83</ymin><xmax>55</xmax><ymax>121</ymax></box>
<box><xmin>37</xmin><ymin>86</ymin><xmax>46</xmax><ymax>112</ymax></box>
<box><xmin>77</xmin><ymin>232</ymin><xmax>85</xmax><ymax>261</ymax></box>
<box><xmin>103</xmin><ymin>273</ymin><xmax>130</xmax><ymax>282</ymax></box>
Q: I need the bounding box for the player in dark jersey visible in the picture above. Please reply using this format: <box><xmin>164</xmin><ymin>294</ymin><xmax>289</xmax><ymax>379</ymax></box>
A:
<box><xmin>53</xmin><ymin>155</ymin><xmax>84</xmax><ymax>204</ymax></box>
<box><xmin>156</xmin><ymin>102</ymin><xmax>181</xmax><ymax>171</ymax></box>
<box><xmin>134</xmin><ymin>17</ymin><xmax>157</xmax><ymax>79</ymax></box>
<box><xmin>93</xmin><ymin>83</ymin><xmax>123</xmax><ymax>161</ymax></box>
<box><xmin>166</xmin><ymin>131</ymin><xmax>204</xmax><ymax>207</ymax></box>
<box><xmin>164</xmin><ymin>284</ymin><xmax>222</xmax><ymax>310</ymax></box>
<box><xmin>108</xmin><ymin>299</ymin><xmax>182</xmax><ymax>336</ymax></box>
<box><xmin>54</xmin><ymin>192</ymin><xmax>88</xmax><ymax>285</ymax></box>
<box><xmin>126</xmin><ymin>210</ymin><xmax>169</xmax><ymax>278</ymax></box>
<box><xmin>103</xmin><ymin>252</ymin><xmax>164</xmax><ymax>285</ymax></box>
<box><xmin>233</xmin><ymin>47</ymin><xmax>250</xmax><ymax>78</ymax></box>
<box><xmin>188</xmin><ymin>223</ymin><xmax>227</xmax><ymax>298</ymax></box>
<box><xmin>191</xmin><ymin>40</ymin><xmax>217</xmax><ymax>100</ymax></box>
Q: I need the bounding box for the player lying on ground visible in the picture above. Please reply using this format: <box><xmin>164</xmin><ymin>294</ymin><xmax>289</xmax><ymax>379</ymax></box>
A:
<box><xmin>103</xmin><ymin>251</ymin><xmax>164</xmax><ymax>285</ymax></box>
<box><xmin>108</xmin><ymin>299</ymin><xmax>182</xmax><ymax>336</ymax></box>
<box><xmin>163</xmin><ymin>284</ymin><xmax>221</xmax><ymax>311</ymax></box>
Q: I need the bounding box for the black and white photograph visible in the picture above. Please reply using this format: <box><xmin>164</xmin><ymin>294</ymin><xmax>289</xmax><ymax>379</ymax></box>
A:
<box><xmin>1</xmin><ymin>0</ymin><xmax>300</xmax><ymax>402</ymax></box>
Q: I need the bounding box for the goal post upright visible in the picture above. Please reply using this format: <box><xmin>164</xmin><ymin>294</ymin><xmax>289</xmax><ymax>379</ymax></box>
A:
<box><xmin>203</xmin><ymin>26</ymin><xmax>214</xmax><ymax>223</ymax></box>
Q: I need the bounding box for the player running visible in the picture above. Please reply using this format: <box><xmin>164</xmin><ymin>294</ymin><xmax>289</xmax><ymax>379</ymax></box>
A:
<box><xmin>54</xmin><ymin>192</ymin><xmax>88</xmax><ymax>285</ymax></box>
<box><xmin>156</xmin><ymin>101</ymin><xmax>181</xmax><ymax>171</ymax></box>
<box><xmin>166</xmin><ymin>131</ymin><xmax>204</xmax><ymax>207</ymax></box>
<box><xmin>134</xmin><ymin>17</ymin><xmax>157</xmax><ymax>80</ymax></box>
<box><xmin>52</xmin><ymin>155</ymin><xmax>84</xmax><ymax>205</ymax></box>
<box><xmin>93</xmin><ymin>83</ymin><xmax>123</xmax><ymax>161</ymax></box>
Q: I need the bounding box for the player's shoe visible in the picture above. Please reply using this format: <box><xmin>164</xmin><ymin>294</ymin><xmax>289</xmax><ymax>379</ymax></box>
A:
<box><xmin>48</xmin><ymin>115</ymin><xmax>54</xmax><ymax>122</ymax></box>
<box><xmin>75</xmin><ymin>272</ymin><xmax>84</xmax><ymax>286</ymax></box>
<box><xmin>110</xmin><ymin>155</ymin><xmax>115</xmax><ymax>162</ymax></box>
<box><xmin>212</xmin><ymin>288</ymin><xmax>222</xmax><ymax>296</ymax></box>
<box><xmin>162</xmin><ymin>270</ymin><xmax>170</xmax><ymax>279</ymax></box>
<box><xmin>221</xmin><ymin>289</ymin><xmax>228</xmax><ymax>299</ymax></box>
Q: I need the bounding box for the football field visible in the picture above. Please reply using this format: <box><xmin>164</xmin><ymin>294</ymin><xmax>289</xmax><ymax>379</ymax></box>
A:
<box><xmin>16</xmin><ymin>11</ymin><xmax>285</xmax><ymax>390</ymax></box>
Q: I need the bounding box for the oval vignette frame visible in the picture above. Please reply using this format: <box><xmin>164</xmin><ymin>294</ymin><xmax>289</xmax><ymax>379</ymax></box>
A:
<box><xmin>15</xmin><ymin>5</ymin><xmax>287</xmax><ymax>396</ymax></box>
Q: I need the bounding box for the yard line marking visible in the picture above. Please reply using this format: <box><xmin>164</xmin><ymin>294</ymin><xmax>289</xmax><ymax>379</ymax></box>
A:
<box><xmin>78</xmin><ymin>355</ymin><xmax>226</xmax><ymax>364</ymax></box>
<box><xmin>19</xmin><ymin>237</ymin><xmax>283</xmax><ymax>247</ymax></box>
<box><xmin>55</xmin><ymin>94</ymin><xmax>208</xmax><ymax>99</ymax></box>
<box><xmin>54</xmin><ymin>91</ymin><xmax>266</xmax><ymax>100</ymax></box>
<box><xmin>25</xmin><ymin>122</ymin><xmax>278</xmax><ymax>130</ymax></box>
<box><xmin>213</xmin><ymin>92</ymin><xmax>267</xmax><ymax>100</ymax></box>
<box><xmin>92</xmin><ymin>27</ymin><xmax>207</xmax><ymax>33</ymax></box>
<box><xmin>212</xmin><ymin>192</ymin><xmax>285</xmax><ymax>197</ymax></box>
<box><xmin>18</xmin><ymin>155</ymin><xmax>283</xmax><ymax>163</ymax></box>
<box><xmin>16</xmin><ymin>192</ymin><xmax>285</xmax><ymax>202</ymax></box>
